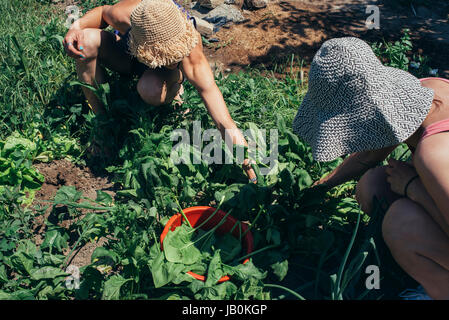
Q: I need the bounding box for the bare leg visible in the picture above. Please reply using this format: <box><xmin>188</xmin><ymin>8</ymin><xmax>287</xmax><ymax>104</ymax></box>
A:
<box><xmin>382</xmin><ymin>198</ymin><xmax>449</xmax><ymax>299</ymax></box>
<box><xmin>74</xmin><ymin>28</ymin><xmax>134</xmax><ymax>115</ymax></box>
<box><xmin>76</xmin><ymin>56</ymin><xmax>106</xmax><ymax>115</ymax></box>
<box><xmin>136</xmin><ymin>67</ymin><xmax>183</xmax><ymax>107</ymax></box>
<box><xmin>74</xmin><ymin>28</ymin><xmax>185</xmax><ymax>112</ymax></box>
<box><xmin>355</xmin><ymin>166</ymin><xmax>401</xmax><ymax>215</ymax></box>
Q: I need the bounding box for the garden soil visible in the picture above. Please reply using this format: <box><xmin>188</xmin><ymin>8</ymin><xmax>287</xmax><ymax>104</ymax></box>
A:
<box><xmin>32</xmin><ymin>159</ymin><xmax>116</xmax><ymax>268</ymax></box>
<box><xmin>202</xmin><ymin>0</ymin><xmax>449</xmax><ymax>78</ymax></box>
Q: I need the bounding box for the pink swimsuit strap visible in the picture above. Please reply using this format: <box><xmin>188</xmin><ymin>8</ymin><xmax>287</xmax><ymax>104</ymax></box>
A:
<box><xmin>421</xmin><ymin>118</ymin><xmax>449</xmax><ymax>141</ymax></box>
<box><xmin>419</xmin><ymin>77</ymin><xmax>449</xmax><ymax>141</ymax></box>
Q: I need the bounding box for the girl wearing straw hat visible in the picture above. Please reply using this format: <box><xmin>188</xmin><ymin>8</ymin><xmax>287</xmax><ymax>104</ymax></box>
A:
<box><xmin>63</xmin><ymin>0</ymin><xmax>256</xmax><ymax>181</ymax></box>
<box><xmin>293</xmin><ymin>37</ymin><xmax>449</xmax><ymax>299</ymax></box>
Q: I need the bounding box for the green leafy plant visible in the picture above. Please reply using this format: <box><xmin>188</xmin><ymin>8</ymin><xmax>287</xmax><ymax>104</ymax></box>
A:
<box><xmin>0</xmin><ymin>0</ymin><xmax>425</xmax><ymax>299</ymax></box>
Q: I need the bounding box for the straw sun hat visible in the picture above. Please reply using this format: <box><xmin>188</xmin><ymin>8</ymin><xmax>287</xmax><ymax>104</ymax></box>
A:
<box><xmin>292</xmin><ymin>37</ymin><xmax>434</xmax><ymax>162</ymax></box>
<box><xmin>128</xmin><ymin>0</ymin><xmax>199</xmax><ymax>69</ymax></box>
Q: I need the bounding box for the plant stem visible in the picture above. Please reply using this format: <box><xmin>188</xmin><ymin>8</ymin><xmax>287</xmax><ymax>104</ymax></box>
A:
<box><xmin>190</xmin><ymin>195</ymin><xmax>225</xmax><ymax>233</ymax></box>
<box><xmin>174</xmin><ymin>196</ymin><xmax>192</xmax><ymax>228</ymax></box>
<box><xmin>274</xmin><ymin>281</ymin><xmax>314</xmax><ymax>300</ymax></box>
<box><xmin>242</xmin><ymin>205</ymin><xmax>264</xmax><ymax>237</ymax></box>
<box><xmin>64</xmin><ymin>226</ymin><xmax>89</xmax><ymax>267</ymax></box>
<box><xmin>264</xmin><ymin>283</ymin><xmax>305</xmax><ymax>300</ymax></box>
<box><xmin>334</xmin><ymin>207</ymin><xmax>362</xmax><ymax>300</ymax></box>
<box><xmin>237</xmin><ymin>244</ymin><xmax>279</xmax><ymax>262</ymax></box>
<box><xmin>190</xmin><ymin>209</ymin><xmax>233</xmax><ymax>247</ymax></box>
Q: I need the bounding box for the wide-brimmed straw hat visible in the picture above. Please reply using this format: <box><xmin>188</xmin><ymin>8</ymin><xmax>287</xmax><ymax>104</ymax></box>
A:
<box><xmin>128</xmin><ymin>0</ymin><xmax>199</xmax><ymax>69</ymax></box>
<box><xmin>292</xmin><ymin>37</ymin><xmax>434</xmax><ymax>162</ymax></box>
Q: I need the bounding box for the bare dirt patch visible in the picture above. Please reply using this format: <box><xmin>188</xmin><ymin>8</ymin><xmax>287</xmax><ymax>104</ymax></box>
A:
<box><xmin>32</xmin><ymin>159</ymin><xmax>116</xmax><ymax>268</ymax></box>
<box><xmin>50</xmin><ymin>0</ymin><xmax>449</xmax><ymax>77</ymax></box>
<box><xmin>203</xmin><ymin>0</ymin><xmax>449</xmax><ymax>77</ymax></box>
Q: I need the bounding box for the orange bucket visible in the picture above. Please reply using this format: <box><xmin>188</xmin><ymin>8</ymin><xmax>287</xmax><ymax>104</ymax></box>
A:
<box><xmin>160</xmin><ymin>206</ymin><xmax>254</xmax><ymax>283</ymax></box>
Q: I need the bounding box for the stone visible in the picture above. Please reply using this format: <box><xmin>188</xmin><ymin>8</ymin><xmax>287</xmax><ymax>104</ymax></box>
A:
<box><xmin>203</xmin><ymin>4</ymin><xmax>245</xmax><ymax>27</ymax></box>
<box><xmin>245</xmin><ymin>0</ymin><xmax>268</xmax><ymax>9</ymax></box>
<box><xmin>198</xmin><ymin>0</ymin><xmax>224</xmax><ymax>9</ymax></box>
<box><xmin>195</xmin><ymin>17</ymin><xmax>215</xmax><ymax>36</ymax></box>
<box><xmin>224</xmin><ymin>0</ymin><xmax>244</xmax><ymax>9</ymax></box>
<box><xmin>189</xmin><ymin>1</ymin><xmax>213</xmax><ymax>19</ymax></box>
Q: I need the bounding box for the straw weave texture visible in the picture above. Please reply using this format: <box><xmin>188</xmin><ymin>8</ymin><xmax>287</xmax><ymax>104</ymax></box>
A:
<box><xmin>129</xmin><ymin>0</ymin><xmax>199</xmax><ymax>68</ymax></box>
<box><xmin>292</xmin><ymin>37</ymin><xmax>434</xmax><ymax>162</ymax></box>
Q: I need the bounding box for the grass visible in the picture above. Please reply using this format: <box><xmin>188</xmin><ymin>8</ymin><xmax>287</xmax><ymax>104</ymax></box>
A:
<box><xmin>0</xmin><ymin>0</ymin><xmax>430</xmax><ymax>301</ymax></box>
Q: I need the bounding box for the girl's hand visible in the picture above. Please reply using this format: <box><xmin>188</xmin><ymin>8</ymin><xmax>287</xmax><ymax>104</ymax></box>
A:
<box><xmin>63</xmin><ymin>28</ymin><xmax>85</xmax><ymax>60</ymax></box>
<box><xmin>385</xmin><ymin>158</ymin><xmax>418</xmax><ymax>196</ymax></box>
<box><xmin>243</xmin><ymin>159</ymin><xmax>257</xmax><ymax>184</ymax></box>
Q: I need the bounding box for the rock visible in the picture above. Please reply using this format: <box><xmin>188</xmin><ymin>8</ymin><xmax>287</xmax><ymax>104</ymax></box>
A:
<box><xmin>190</xmin><ymin>1</ymin><xmax>213</xmax><ymax>19</ymax></box>
<box><xmin>245</xmin><ymin>0</ymin><xmax>268</xmax><ymax>9</ymax></box>
<box><xmin>198</xmin><ymin>0</ymin><xmax>224</xmax><ymax>9</ymax></box>
<box><xmin>203</xmin><ymin>4</ymin><xmax>245</xmax><ymax>27</ymax></box>
<box><xmin>224</xmin><ymin>0</ymin><xmax>244</xmax><ymax>9</ymax></box>
<box><xmin>195</xmin><ymin>17</ymin><xmax>215</xmax><ymax>36</ymax></box>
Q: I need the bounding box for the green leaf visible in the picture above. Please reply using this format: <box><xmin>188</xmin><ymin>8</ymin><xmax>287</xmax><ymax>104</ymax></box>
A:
<box><xmin>214</xmin><ymin>233</ymin><xmax>242</xmax><ymax>263</ymax></box>
<box><xmin>91</xmin><ymin>247</ymin><xmax>119</xmax><ymax>265</ymax></box>
<box><xmin>279</xmin><ymin>168</ymin><xmax>295</xmax><ymax>194</ymax></box>
<box><xmin>116</xmin><ymin>189</ymin><xmax>138</xmax><ymax>198</ymax></box>
<box><xmin>270</xmin><ymin>259</ymin><xmax>289</xmax><ymax>281</ymax></box>
<box><xmin>102</xmin><ymin>275</ymin><xmax>132</xmax><ymax>300</ymax></box>
<box><xmin>149</xmin><ymin>251</ymin><xmax>186</xmax><ymax>288</ymax></box>
<box><xmin>236</xmin><ymin>277</ymin><xmax>270</xmax><ymax>300</ymax></box>
<box><xmin>10</xmin><ymin>252</ymin><xmax>34</xmax><ymax>275</ymax></box>
<box><xmin>95</xmin><ymin>190</ymin><xmax>113</xmax><ymax>205</ymax></box>
<box><xmin>40</xmin><ymin>228</ymin><xmax>69</xmax><ymax>253</ymax></box>
<box><xmin>31</xmin><ymin>266</ymin><xmax>68</xmax><ymax>281</ymax></box>
<box><xmin>205</xmin><ymin>250</ymin><xmax>224</xmax><ymax>287</ymax></box>
<box><xmin>0</xmin><ymin>289</ymin><xmax>34</xmax><ymax>300</ymax></box>
<box><xmin>163</xmin><ymin>225</ymin><xmax>202</xmax><ymax>265</ymax></box>
<box><xmin>0</xmin><ymin>290</ymin><xmax>14</xmax><ymax>300</ymax></box>
<box><xmin>54</xmin><ymin>186</ymin><xmax>82</xmax><ymax>203</ymax></box>
<box><xmin>231</xmin><ymin>260</ymin><xmax>267</xmax><ymax>281</ymax></box>
<box><xmin>295</xmin><ymin>168</ymin><xmax>313</xmax><ymax>191</ymax></box>
<box><xmin>0</xmin><ymin>265</ymin><xmax>8</xmax><ymax>283</ymax></box>
<box><xmin>3</xmin><ymin>132</ymin><xmax>36</xmax><ymax>156</ymax></box>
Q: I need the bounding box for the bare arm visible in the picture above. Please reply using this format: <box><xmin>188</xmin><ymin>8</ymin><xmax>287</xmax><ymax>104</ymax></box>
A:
<box><xmin>70</xmin><ymin>6</ymin><xmax>110</xmax><ymax>31</ymax></box>
<box><xmin>70</xmin><ymin>0</ymin><xmax>139</xmax><ymax>31</ymax></box>
<box><xmin>315</xmin><ymin>145</ymin><xmax>397</xmax><ymax>188</ymax></box>
<box><xmin>181</xmin><ymin>38</ymin><xmax>256</xmax><ymax>181</ymax></box>
<box><xmin>406</xmin><ymin>177</ymin><xmax>449</xmax><ymax>236</ymax></box>
<box><xmin>411</xmin><ymin>134</ymin><xmax>449</xmax><ymax>235</ymax></box>
<box><xmin>63</xmin><ymin>0</ymin><xmax>138</xmax><ymax>58</ymax></box>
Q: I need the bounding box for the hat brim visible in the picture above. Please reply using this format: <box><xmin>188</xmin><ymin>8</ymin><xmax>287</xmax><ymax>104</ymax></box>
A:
<box><xmin>293</xmin><ymin>66</ymin><xmax>434</xmax><ymax>162</ymax></box>
<box><xmin>128</xmin><ymin>17</ymin><xmax>199</xmax><ymax>69</ymax></box>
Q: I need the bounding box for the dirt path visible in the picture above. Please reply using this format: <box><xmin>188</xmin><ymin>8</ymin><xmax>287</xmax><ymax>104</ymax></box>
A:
<box><xmin>203</xmin><ymin>0</ymin><xmax>449</xmax><ymax>77</ymax></box>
